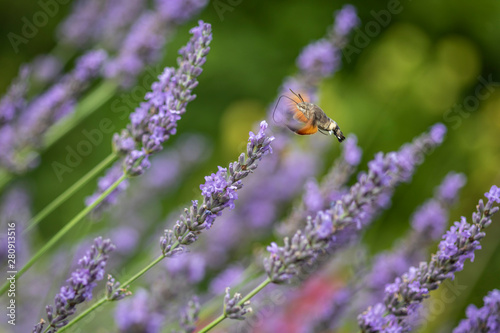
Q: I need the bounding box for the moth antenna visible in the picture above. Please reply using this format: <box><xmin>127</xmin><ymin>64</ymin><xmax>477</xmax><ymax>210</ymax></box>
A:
<box><xmin>289</xmin><ymin>89</ymin><xmax>305</xmax><ymax>103</ymax></box>
<box><xmin>272</xmin><ymin>94</ymin><xmax>298</xmax><ymax>123</ymax></box>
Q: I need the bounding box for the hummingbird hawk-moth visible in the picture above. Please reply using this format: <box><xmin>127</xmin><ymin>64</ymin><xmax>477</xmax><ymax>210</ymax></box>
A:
<box><xmin>273</xmin><ymin>89</ymin><xmax>345</xmax><ymax>142</ymax></box>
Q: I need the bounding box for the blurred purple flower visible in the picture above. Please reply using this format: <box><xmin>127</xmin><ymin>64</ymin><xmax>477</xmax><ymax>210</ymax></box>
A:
<box><xmin>453</xmin><ymin>289</ymin><xmax>500</xmax><ymax>333</ymax></box>
<box><xmin>436</xmin><ymin>172</ymin><xmax>467</xmax><ymax>204</ymax></box>
<box><xmin>114</xmin><ymin>289</ymin><xmax>163</xmax><ymax>333</ymax></box>
<box><xmin>429</xmin><ymin>123</ymin><xmax>447</xmax><ymax>144</ymax></box>
<box><xmin>334</xmin><ymin>5</ymin><xmax>360</xmax><ymax>36</ymax></box>
<box><xmin>156</xmin><ymin>0</ymin><xmax>208</xmax><ymax>23</ymax></box>
<box><xmin>297</xmin><ymin>40</ymin><xmax>340</xmax><ymax>79</ymax></box>
<box><xmin>0</xmin><ymin>65</ymin><xmax>29</xmax><ymax>124</ymax></box>
<box><xmin>1</xmin><ymin>50</ymin><xmax>107</xmax><ymax>173</ymax></box>
<box><xmin>209</xmin><ymin>265</ymin><xmax>245</xmax><ymax>294</ymax></box>
<box><xmin>105</xmin><ymin>11</ymin><xmax>166</xmax><ymax>87</ymax></box>
<box><xmin>411</xmin><ymin>200</ymin><xmax>448</xmax><ymax>240</ymax></box>
<box><xmin>165</xmin><ymin>253</ymin><xmax>206</xmax><ymax>283</ymax></box>
<box><xmin>343</xmin><ymin>135</ymin><xmax>362</xmax><ymax>166</ymax></box>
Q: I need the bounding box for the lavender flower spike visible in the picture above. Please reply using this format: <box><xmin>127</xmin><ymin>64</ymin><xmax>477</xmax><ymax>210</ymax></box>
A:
<box><xmin>113</xmin><ymin>20</ymin><xmax>212</xmax><ymax>177</ymax></box>
<box><xmin>32</xmin><ymin>237</ymin><xmax>115</xmax><ymax>333</ymax></box>
<box><xmin>358</xmin><ymin>186</ymin><xmax>500</xmax><ymax>332</ymax></box>
<box><xmin>160</xmin><ymin>121</ymin><xmax>274</xmax><ymax>255</ymax></box>
<box><xmin>453</xmin><ymin>289</ymin><xmax>500</xmax><ymax>333</ymax></box>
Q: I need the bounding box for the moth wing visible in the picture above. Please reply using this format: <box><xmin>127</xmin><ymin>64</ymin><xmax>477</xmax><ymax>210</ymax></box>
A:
<box><xmin>286</xmin><ymin>116</ymin><xmax>318</xmax><ymax>135</ymax></box>
<box><xmin>296</xmin><ymin>119</ymin><xmax>318</xmax><ymax>135</ymax></box>
<box><xmin>292</xmin><ymin>109</ymin><xmax>309</xmax><ymax>123</ymax></box>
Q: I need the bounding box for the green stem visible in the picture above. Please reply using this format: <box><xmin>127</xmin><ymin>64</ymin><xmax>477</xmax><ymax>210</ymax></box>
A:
<box><xmin>24</xmin><ymin>153</ymin><xmax>118</xmax><ymax>233</ymax></box>
<box><xmin>0</xmin><ymin>173</ymin><xmax>128</xmax><ymax>296</ymax></box>
<box><xmin>198</xmin><ymin>278</ymin><xmax>271</xmax><ymax>333</ymax></box>
<box><xmin>43</xmin><ymin>80</ymin><xmax>118</xmax><ymax>150</ymax></box>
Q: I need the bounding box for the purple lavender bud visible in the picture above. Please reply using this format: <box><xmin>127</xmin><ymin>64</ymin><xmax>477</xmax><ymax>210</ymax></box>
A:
<box><xmin>453</xmin><ymin>289</ymin><xmax>500</xmax><ymax>333</ymax></box>
<box><xmin>224</xmin><ymin>287</ymin><xmax>252</xmax><ymax>320</ymax></box>
<box><xmin>156</xmin><ymin>0</ymin><xmax>208</xmax><ymax>23</ymax></box>
<box><xmin>429</xmin><ymin>123</ymin><xmax>447</xmax><ymax>144</ymax></box>
<box><xmin>485</xmin><ymin>185</ymin><xmax>500</xmax><ymax>204</ymax></box>
<box><xmin>334</xmin><ymin>5</ymin><xmax>360</xmax><ymax>36</ymax></box>
<box><xmin>436</xmin><ymin>172</ymin><xmax>467</xmax><ymax>205</ymax></box>
<box><xmin>124</xmin><ymin>149</ymin><xmax>151</xmax><ymax>176</ymax></box>
<box><xmin>358</xmin><ymin>303</ymin><xmax>400</xmax><ymax>332</ymax></box>
<box><xmin>106</xmin><ymin>275</ymin><xmax>131</xmax><ymax>301</ymax></box>
<box><xmin>0</xmin><ymin>65</ymin><xmax>30</xmax><ymax>124</ymax></box>
<box><xmin>33</xmin><ymin>238</ymin><xmax>115</xmax><ymax>333</ymax></box>
<box><xmin>297</xmin><ymin>39</ymin><xmax>340</xmax><ymax>79</ymax></box>
<box><xmin>113</xmin><ymin>130</ymin><xmax>137</xmax><ymax>155</ymax></box>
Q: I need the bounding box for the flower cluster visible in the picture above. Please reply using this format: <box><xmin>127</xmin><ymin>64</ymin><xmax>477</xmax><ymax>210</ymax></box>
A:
<box><xmin>160</xmin><ymin>121</ymin><xmax>274</xmax><ymax>254</ymax></box>
<box><xmin>113</xmin><ymin>20</ymin><xmax>212</xmax><ymax>177</ymax></box>
<box><xmin>32</xmin><ymin>238</ymin><xmax>115</xmax><ymax>333</ymax></box>
<box><xmin>453</xmin><ymin>289</ymin><xmax>500</xmax><ymax>333</ymax></box>
<box><xmin>58</xmin><ymin>0</ymin><xmax>146</xmax><ymax>50</ymax></box>
<box><xmin>265</xmin><ymin>124</ymin><xmax>446</xmax><ymax>284</ymax></box>
<box><xmin>295</xmin><ymin>4</ymin><xmax>360</xmax><ymax>86</ymax></box>
<box><xmin>358</xmin><ymin>187</ymin><xmax>500</xmax><ymax>331</ymax></box>
<box><xmin>307</xmin><ymin>170</ymin><xmax>467</xmax><ymax>331</ymax></box>
<box><xmin>0</xmin><ymin>50</ymin><xmax>108</xmax><ymax>173</ymax></box>
<box><xmin>105</xmin><ymin>1</ymin><xmax>208</xmax><ymax>87</ymax></box>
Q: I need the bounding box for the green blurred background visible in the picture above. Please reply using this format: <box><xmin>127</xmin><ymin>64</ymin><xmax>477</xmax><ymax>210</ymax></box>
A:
<box><xmin>1</xmin><ymin>0</ymin><xmax>500</xmax><ymax>331</ymax></box>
